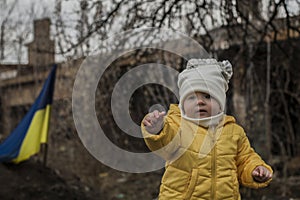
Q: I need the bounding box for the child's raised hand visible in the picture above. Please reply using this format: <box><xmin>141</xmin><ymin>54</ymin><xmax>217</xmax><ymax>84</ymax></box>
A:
<box><xmin>143</xmin><ymin>110</ymin><xmax>166</xmax><ymax>134</ymax></box>
<box><xmin>252</xmin><ymin>166</ymin><xmax>273</xmax><ymax>183</ymax></box>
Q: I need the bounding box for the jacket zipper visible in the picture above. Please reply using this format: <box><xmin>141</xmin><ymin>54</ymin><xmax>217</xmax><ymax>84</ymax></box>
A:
<box><xmin>211</xmin><ymin>136</ymin><xmax>217</xmax><ymax>199</ymax></box>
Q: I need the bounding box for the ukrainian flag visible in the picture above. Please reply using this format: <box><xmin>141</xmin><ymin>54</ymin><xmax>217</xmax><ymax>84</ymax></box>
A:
<box><xmin>0</xmin><ymin>65</ymin><xmax>57</xmax><ymax>163</ymax></box>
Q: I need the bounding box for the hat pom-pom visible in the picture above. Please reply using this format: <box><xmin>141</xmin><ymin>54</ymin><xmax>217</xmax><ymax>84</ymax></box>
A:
<box><xmin>186</xmin><ymin>59</ymin><xmax>218</xmax><ymax>69</ymax></box>
<box><xmin>219</xmin><ymin>60</ymin><xmax>233</xmax><ymax>83</ymax></box>
<box><xmin>185</xmin><ymin>58</ymin><xmax>233</xmax><ymax>83</ymax></box>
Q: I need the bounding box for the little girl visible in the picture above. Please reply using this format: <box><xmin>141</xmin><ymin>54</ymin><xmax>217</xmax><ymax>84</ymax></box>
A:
<box><xmin>141</xmin><ymin>59</ymin><xmax>272</xmax><ymax>200</ymax></box>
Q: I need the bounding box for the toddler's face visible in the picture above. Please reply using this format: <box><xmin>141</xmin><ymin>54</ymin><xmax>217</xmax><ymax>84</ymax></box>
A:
<box><xmin>183</xmin><ymin>92</ymin><xmax>221</xmax><ymax>118</ymax></box>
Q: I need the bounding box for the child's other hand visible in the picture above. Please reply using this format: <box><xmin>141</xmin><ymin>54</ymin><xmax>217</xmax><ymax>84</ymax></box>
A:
<box><xmin>143</xmin><ymin>110</ymin><xmax>166</xmax><ymax>134</ymax></box>
<box><xmin>252</xmin><ymin>166</ymin><xmax>273</xmax><ymax>183</ymax></box>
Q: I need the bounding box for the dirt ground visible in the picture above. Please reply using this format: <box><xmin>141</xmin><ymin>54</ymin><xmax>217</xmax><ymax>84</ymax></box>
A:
<box><xmin>0</xmin><ymin>161</ymin><xmax>102</xmax><ymax>200</ymax></box>
<box><xmin>1</xmin><ymin>160</ymin><xmax>300</xmax><ymax>200</ymax></box>
<box><xmin>0</xmin><ymin>160</ymin><xmax>162</xmax><ymax>200</ymax></box>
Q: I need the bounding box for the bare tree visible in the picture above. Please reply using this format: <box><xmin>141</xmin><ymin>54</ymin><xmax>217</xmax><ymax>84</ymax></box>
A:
<box><xmin>52</xmin><ymin>0</ymin><xmax>300</xmax><ymax>77</ymax></box>
<box><xmin>0</xmin><ymin>0</ymin><xmax>17</xmax><ymax>61</ymax></box>
<box><xmin>52</xmin><ymin>0</ymin><xmax>300</xmax><ymax>148</ymax></box>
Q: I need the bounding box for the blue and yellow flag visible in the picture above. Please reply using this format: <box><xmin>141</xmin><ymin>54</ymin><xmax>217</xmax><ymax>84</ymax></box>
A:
<box><xmin>0</xmin><ymin>65</ymin><xmax>57</xmax><ymax>163</ymax></box>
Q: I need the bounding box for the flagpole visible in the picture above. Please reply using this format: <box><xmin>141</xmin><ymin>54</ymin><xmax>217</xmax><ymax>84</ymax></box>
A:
<box><xmin>42</xmin><ymin>143</ymin><xmax>48</xmax><ymax>166</ymax></box>
<box><xmin>41</xmin><ymin>65</ymin><xmax>57</xmax><ymax>166</ymax></box>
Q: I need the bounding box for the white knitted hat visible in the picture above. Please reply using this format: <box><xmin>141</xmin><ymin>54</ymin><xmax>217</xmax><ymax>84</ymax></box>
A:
<box><xmin>178</xmin><ymin>58</ymin><xmax>233</xmax><ymax>112</ymax></box>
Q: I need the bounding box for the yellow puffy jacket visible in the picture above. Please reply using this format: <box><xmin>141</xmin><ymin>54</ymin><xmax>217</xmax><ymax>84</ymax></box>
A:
<box><xmin>142</xmin><ymin>104</ymin><xmax>272</xmax><ymax>200</ymax></box>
